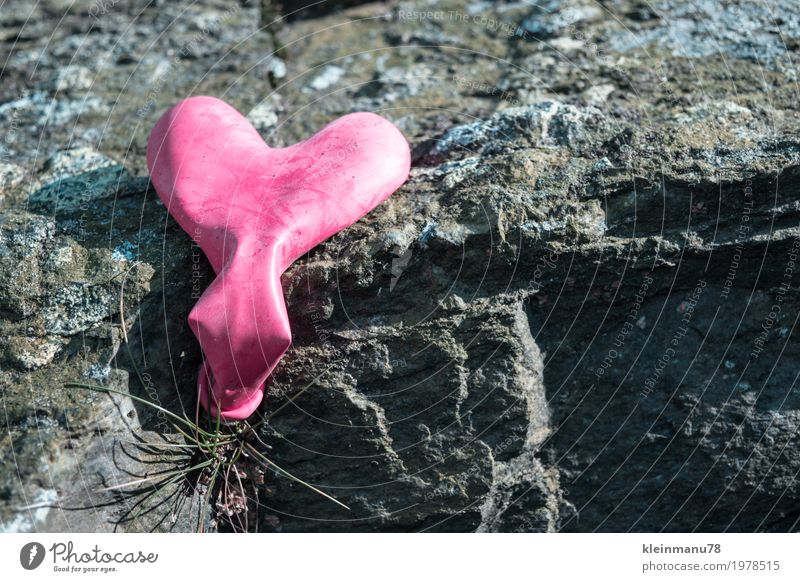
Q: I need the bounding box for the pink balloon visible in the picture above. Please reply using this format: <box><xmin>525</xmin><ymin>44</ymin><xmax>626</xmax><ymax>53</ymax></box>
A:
<box><xmin>146</xmin><ymin>97</ymin><xmax>411</xmax><ymax>420</ymax></box>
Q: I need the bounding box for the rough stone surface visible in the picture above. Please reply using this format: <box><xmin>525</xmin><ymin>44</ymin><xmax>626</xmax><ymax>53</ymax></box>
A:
<box><xmin>1</xmin><ymin>0</ymin><xmax>799</xmax><ymax>532</ymax></box>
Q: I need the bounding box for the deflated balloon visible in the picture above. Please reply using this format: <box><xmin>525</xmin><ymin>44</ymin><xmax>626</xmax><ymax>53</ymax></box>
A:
<box><xmin>147</xmin><ymin>96</ymin><xmax>411</xmax><ymax>420</ymax></box>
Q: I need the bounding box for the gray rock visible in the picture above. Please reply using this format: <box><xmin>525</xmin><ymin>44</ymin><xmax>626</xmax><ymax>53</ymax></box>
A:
<box><xmin>27</xmin><ymin>148</ymin><xmax>147</xmax><ymax>212</ymax></box>
<box><xmin>520</xmin><ymin>0</ymin><xmax>603</xmax><ymax>40</ymax></box>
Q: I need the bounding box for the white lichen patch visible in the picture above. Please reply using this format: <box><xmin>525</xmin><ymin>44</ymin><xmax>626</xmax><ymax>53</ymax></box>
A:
<box><xmin>0</xmin><ymin>488</ymin><xmax>58</xmax><ymax>533</ymax></box>
<box><xmin>431</xmin><ymin>101</ymin><xmax>603</xmax><ymax>156</ymax></box>
<box><xmin>51</xmin><ymin>65</ymin><xmax>94</xmax><ymax>94</ymax></box>
<box><xmin>6</xmin><ymin>336</ymin><xmax>67</xmax><ymax>370</ymax></box>
<box><xmin>84</xmin><ymin>362</ymin><xmax>112</xmax><ymax>381</ymax></box>
<box><xmin>43</xmin><ymin>283</ymin><xmax>116</xmax><ymax>336</ymax></box>
<box><xmin>111</xmin><ymin>241</ymin><xmax>137</xmax><ymax>262</ymax></box>
<box><xmin>305</xmin><ymin>65</ymin><xmax>346</xmax><ymax>92</ymax></box>
<box><xmin>48</xmin><ymin>245</ymin><xmax>74</xmax><ymax>268</ymax></box>
<box><xmin>246</xmin><ymin>101</ymin><xmax>279</xmax><ymax>131</ymax></box>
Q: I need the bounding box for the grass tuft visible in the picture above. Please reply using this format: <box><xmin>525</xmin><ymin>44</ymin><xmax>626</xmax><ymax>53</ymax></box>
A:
<box><xmin>64</xmin><ymin>379</ymin><xmax>349</xmax><ymax>532</ymax></box>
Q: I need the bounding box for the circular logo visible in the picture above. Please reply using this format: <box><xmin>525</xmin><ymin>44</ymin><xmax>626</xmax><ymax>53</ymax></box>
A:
<box><xmin>20</xmin><ymin>542</ymin><xmax>46</xmax><ymax>570</ymax></box>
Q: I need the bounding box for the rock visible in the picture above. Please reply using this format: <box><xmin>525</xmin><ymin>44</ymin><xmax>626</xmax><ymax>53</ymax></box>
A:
<box><xmin>246</xmin><ymin>97</ymin><xmax>282</xmax><ymax>133</ymax></box>
<box><xmin>304</xmin><ymin>65</ymin><xmax>347</xmax><ymax>93</ymax></box>
<box><xmin>0</xmin><ymin>161</ymin><xmax>27</xmax><ymax>206</ymax></box>
<box><xmin>280</xmin><ymin>0</ymin><xmax>377</xmax><ymax>20</ymax></box>
<box><xmin>428</xmin><ymin>101</ymin><xmax>606</xmax><ymax>158</ymax></box>
<box><xmin>1</xmin><ymin>336</ymin><xmax>68</xmax><ymax>370</ymax></box>
<box><xmin>1</xmin><ymin>0</ymin><xmax>799</xmax><ymax>533</ymax></box>
<box><xmin>605</xmin><ymin>0</ymin><xmax>800</xmax><ymax>61</ymax></box>
<box><xmin>520</xmin><ymin>0</ymin><xmax>603</xmax><ymax>40</ymax></box>
<box><xmin>50</xmin><ymin>65</ymin><xmax>94</xmax><ymax>95</ymax></box>
<box><xmin>27</xmin><ymin>147</ymin><xmax>147</xmax><ymax>211</ymax></box>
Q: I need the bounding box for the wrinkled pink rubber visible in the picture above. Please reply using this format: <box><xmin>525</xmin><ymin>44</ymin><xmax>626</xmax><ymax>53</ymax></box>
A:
<box><xmin>146</xmin><ymin>97</ymin><xmax>410</xmax><ymax>420</ymax></box>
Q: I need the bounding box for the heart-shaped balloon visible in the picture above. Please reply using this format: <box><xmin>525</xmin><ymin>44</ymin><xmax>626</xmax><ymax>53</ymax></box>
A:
<box><xmin>146</xmin><ymin>97</ymin><xmax>411</xmax><ymax>420</ymax></box>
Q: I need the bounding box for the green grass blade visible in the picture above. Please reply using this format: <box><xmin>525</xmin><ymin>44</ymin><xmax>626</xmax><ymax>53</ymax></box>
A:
<box><xmin>65</xmin><ymin>382</ymin><xmax>216</xmax><ymax>438</ymax></box>
<box><xmin>244</xmin><ymin>443</ymin><xmax>350</xmax><ymax>511</ymax></box>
